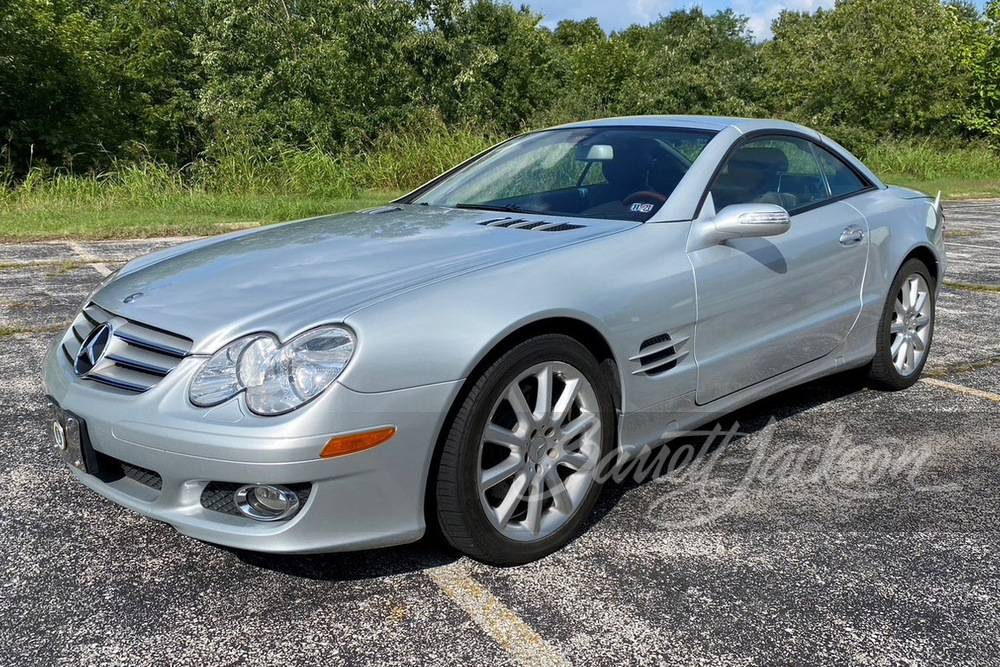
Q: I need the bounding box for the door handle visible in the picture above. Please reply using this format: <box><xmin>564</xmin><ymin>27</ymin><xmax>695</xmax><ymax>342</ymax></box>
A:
<box><xmin>839</xmin><ymin>226</ymin><xmax>865</xmax><ymax>246</ymax></box>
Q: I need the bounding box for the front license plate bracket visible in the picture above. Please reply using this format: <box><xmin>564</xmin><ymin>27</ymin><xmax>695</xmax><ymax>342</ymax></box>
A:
<box><xmin>49</xmin><ymin>402</ymin><xmax>93</xmax><ymax>474</ymax></box>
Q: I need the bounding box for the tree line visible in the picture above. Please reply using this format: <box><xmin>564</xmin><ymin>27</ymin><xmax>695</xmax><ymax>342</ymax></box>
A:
<box><xmin>1</xmin><ymin>0</ymin><xmax>998</xmax><ymax>181</ymax></box>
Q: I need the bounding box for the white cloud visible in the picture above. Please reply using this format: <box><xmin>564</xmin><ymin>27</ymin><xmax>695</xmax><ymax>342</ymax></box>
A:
<box><xmin>626</xmin><ymin>0</ymin><xmax>681</xmax><ymax>24</ymax></box>
<box><xmin>732</xmin><ymin>0</ymin><xmax>836</xmax><ymax>40</ymax></box>
<box><xmin>531</xmin><ymin>0</ymin><xmax>838</xmax><ymax>38</ymax></box>
<box><xmin>535</xmin><ymin>0</ymin><xmax>683</xmax><ymax>31</ymax></box>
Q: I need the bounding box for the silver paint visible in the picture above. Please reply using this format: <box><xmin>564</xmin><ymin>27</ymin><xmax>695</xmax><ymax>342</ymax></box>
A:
<box><xmin>41</xmin><ymin>116</ymin><xmax>946</xmax><ymax>553</ymax></box>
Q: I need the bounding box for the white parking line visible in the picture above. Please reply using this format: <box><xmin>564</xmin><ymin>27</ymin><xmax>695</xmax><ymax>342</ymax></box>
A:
<box><xmin>944</xmin><ymin>241</ymin><xmax>1000</xmax><ymax>251</ymax></box>
<box><xmin>427</xmin><ymin>562</ymin><xmax>570</xmax><ymax>666</ymax></box>
<box><xmin>921</xmin><ymin>378</ymin><xmax>1000</xmax><ymax>403</ymax></box>
<box><xmin>66</xmin><ymin>241</ymin><xmax>113</xmax><ymax>277</ymax></box>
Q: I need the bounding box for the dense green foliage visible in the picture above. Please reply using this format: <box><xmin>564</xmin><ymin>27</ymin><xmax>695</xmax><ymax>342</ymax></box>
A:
<box><xmin>5</xmin><ymin>136</ymin><xmax>1000</xmax><ymax>242</ymax></box>
<box><xmin>964</xmin><ymin>1</ymin><xmax>1000</xmax><ymax>137</ymax></box>
<box><xmin>763</xmin><ymin>0</ymin><xmax>976</xmax><ymax>151</ymax></box>
<box><xmin>2</xmin><ymin>0</ymin><xmax>1000</xmax><ymax>194</ymax></box>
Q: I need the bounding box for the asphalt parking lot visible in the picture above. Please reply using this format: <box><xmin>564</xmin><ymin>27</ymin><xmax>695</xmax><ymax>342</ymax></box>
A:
<box><xmin>2</xmin><ymin>202</ymin><xmax>999</xmax><ymax>666</ymax></box>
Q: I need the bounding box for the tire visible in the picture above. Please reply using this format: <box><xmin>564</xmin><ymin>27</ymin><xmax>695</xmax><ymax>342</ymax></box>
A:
<box><xmin>435</xmin><ymin>334</ymin><xmax>616</xmax><ymax>565</ymax></box>
<box><xmin>868</xmin><ymin>258</ymin><xmax>936</xmax><ymax>390</ymax></box>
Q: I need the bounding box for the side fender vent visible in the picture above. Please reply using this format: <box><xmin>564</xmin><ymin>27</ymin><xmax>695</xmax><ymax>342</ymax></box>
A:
<box><xmin>631</xmin><ymin>333</ymin><xmax>690</xmax><ymax>376</ymax></box>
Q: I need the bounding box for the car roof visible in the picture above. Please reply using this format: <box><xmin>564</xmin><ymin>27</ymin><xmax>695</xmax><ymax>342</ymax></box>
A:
<box><xmin>548</xmin><ymin>114</ymin><xmax>885</xmax><ymax>221</ymax></box>
<box><xmin>554</xmin><ymin>115</ymin><xmax>821</xmax><ymax>138</ymax></box>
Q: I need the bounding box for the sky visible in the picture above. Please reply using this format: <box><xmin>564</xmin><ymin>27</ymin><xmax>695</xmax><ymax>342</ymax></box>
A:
<box><xmin>527</xmin><ymin>0</ymin><xmax>989</xmax><ymax>40</ymax></box>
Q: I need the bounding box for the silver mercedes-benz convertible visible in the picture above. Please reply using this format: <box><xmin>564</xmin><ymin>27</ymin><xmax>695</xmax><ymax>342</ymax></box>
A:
<box><xmin>44</xmin><ymin>116</ymin><xmax>945</xmax><ymax>565</ymax></box>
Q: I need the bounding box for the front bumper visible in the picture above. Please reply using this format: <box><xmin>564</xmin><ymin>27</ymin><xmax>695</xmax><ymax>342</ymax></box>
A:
<box><xmin>43</xmin><ymin>339</ymin><xmax>462</xmax><ymax>554</ymax></box>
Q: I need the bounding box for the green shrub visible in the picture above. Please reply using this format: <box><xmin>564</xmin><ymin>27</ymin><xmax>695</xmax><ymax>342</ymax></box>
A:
<box><xmin>349</xmin><ymin>123</ymin><xmax>503</xmax><ymax>192</ymax></box>
<box><xmin>863</xmin><ymin>139</ymin><xmax>1000</xmax><ymax>181</ymax></box>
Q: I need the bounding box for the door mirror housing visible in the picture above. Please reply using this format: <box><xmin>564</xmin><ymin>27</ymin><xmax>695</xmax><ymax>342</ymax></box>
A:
<box><xmin>714</xmin><ymin>204</ymin><xmax>791</xmax><ymax>239</ymax></box>
<box><xmin>697</xmin><ymin>204</ymin><xmax>791</xmax><ymax>248</ymax></box>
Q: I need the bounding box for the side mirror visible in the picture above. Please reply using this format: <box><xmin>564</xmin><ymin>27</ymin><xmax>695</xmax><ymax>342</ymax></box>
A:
<box><xmin>707</xmin><ymin>204</ymin><xmax>791</xmax><ymax>244</ymax></box>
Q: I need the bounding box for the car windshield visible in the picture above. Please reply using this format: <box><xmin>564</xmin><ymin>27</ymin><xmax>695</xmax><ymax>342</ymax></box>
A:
<box><xmin>411</xmin><ymin>127</ymin><xmax>717</xmax><ymax>222</ymax></box>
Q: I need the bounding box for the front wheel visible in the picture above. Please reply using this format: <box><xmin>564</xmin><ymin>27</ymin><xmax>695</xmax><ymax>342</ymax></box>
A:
<box><xmin>435</xmin><ymin>335</ymin><xmax>616</xmax><ymax>565</ymax></box>
<box><xmin>868</xmin><ymin>259</ymin><xmax>935</xmax><ymax>390</ymax></box>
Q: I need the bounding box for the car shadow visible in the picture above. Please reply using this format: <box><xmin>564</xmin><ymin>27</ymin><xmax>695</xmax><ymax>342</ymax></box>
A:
<box><xmin>225</xmin><ymin>369</ymin><xmax>870</xmax><ymax>579</ymax></box>
<box><xmin>738</xmin><ymin>238</ymin><xmax>788</xmax><ymax>274</ymax></box>
<box><xmin>581</xmin><ymin>367</ymin><xmax>871</xmax><ymax>532</ymax></box>
<box><xmin>223</xmin><ymin>538</ymin><xmax>460</xmax><ymax>581</ymax></box>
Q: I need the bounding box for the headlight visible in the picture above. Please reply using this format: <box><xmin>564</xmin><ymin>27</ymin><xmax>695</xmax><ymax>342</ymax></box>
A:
<box><xmin>189</xmin><ymin>325</ymin><xmax>356</xmax><ymax>415</ymax></box>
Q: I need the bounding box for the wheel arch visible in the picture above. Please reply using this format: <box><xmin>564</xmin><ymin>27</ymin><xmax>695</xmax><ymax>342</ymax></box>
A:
<box><xmin>423</xmin><ymin>315</ymin><xmax>623</xmax><ymax>530</ymax></box>
<box><xmin>902</xmin><ymin>244</ymin><xmax>940</xmax><ymax>287</ymax></box>
<box><xmin>462</xmin><ymin>316</ymin><xmax>623</xmax><ymax>412</ymax></box>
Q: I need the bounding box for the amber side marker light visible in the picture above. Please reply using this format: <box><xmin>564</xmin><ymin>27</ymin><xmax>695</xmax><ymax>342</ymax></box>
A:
<box><xmin>321</xmin><ymin>427</ymin><xmax>397</xmax><ymax>459</ymax></box>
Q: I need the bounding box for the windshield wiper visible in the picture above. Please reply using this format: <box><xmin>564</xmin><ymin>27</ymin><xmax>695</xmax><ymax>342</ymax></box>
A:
<box><xmin>454</xmin><ymin>203</ymin><xmax>538</xmax><ymax>214</ymax></box>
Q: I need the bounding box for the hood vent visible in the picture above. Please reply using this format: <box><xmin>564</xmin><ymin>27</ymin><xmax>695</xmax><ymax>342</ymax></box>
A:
<box><xmin>631</xmin><ymin>333</ymin><xmax>690</xmax><ymax>376</ymax></box>
<box><xmin>364</xmin><ymin>205</ymin><xmax>403</xmax><ymax>215</ymax></box>
<box><xmin>479</xmin><ymin>218</ymin><xmax>584</xmax><ymax>232</ymax></box>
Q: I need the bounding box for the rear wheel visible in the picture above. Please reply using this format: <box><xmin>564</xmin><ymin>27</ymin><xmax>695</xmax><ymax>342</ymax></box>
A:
<box><xmin>868</xmin><ymin>259</ymin><xmax>935</xmax><ymax>390</ymax></box>
<box><xmin>435</xmin><ymin>335</ymin><xmax>616</xmax><ymax>565</ymax></box>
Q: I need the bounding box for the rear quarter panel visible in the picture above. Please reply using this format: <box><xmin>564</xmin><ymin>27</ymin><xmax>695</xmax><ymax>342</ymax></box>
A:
<box><xmin>845</xmin><ymin>188</ymin><xmax>946</xmax><ymax>332</ymax></box>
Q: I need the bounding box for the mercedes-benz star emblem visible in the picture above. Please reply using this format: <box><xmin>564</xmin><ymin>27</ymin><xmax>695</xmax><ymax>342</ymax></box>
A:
<box><xmin>75</xmin><ymin>323</ymin><xmax>113</xmax><ymax>376</ymax></box>
<box><xmin>123</xmin><ymin>292</ymin><xmax>144</xmax><ymax>304</ymax></box>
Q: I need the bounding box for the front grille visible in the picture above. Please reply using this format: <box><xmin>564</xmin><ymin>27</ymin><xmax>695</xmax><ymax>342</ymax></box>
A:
<box><xmin>120</xmin><ymin>461</ymin><xmax>163</xmax><ymax>491</ymax></box>
<box><xmin>200</xmin><ymin>482</ymin><xmax>313</xmax><ymax>517</ymax></box>
<box><xmin>86</xmin><ymin>451</ymin><xmax>161</xmax><ymax>495</ymax></box>
<box><xmin>61</xmin><ymin>302</ymin><xmax>192</xmax><ymax>394</ymax></box>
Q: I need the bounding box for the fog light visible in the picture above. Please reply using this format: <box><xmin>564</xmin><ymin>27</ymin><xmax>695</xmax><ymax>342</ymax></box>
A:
<box><xmin>234</xmin><ymin>484</ymin><xmax>301</xmax><ymax>522</ymax></box>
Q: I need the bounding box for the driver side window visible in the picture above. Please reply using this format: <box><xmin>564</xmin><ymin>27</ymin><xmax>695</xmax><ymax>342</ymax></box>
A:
<box><xmin>711</xmin><ymin>136</ymin><xmax>829</xmax><ymax>214</ymax></box>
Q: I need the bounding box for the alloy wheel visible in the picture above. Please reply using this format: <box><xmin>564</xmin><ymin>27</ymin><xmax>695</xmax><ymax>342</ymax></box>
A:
<box><xmin>476</xmin><ymin>361</ymin><xmax>603</xmax><ymax>542</ymax></box>
<box><xmin>890</xmin><ymin>273</ymin><xmax>932</xmax><ymax>377</ymax></box>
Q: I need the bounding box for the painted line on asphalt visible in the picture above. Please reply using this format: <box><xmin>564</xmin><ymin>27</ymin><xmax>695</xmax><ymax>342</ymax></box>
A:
<box><xmin>426</xmin><ymin>562</ymin><xmax>570</xmax><ymax>667</ymax></box>
<box><xmin>945</xmin><ymin>241</ymin><xmax>1000</xmax><ymax>251</ymax></box>
<box><xmin>0</xmin><ymin>258</ymin><xmax>116</xmax><ymax>269</ymax></box>
<box><xmin>921</xmin><ymin>378</ymin><xmax>1000</xmax><ymax>403</ymax></box>
<box><xmin>66</xmin><ymin>242</ymin><xmax>113</xmax><ymax>277</ymax></box>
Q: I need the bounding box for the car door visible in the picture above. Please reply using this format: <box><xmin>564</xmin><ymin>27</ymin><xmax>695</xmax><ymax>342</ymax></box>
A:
<box><xmin>688</xmin><ymin>135</ymin><xmax>871</xmax><ymax>404</ymax></box>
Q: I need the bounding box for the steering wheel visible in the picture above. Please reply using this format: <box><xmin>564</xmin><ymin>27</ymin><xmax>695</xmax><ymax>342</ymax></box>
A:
<box><xmin>622</xmin><ymin>191</ymin><xmax>668</xmax><ymax>216</ymax></box>
<box><xmin>623</xmin><ymin>191</ymin><xmax>668</xmax><ymax>208</ymax></box>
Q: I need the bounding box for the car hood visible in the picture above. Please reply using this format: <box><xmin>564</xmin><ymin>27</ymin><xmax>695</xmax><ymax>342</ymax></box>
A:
<box><xmin>94</xmin><ymin>205</ymin><xmax>634</xmax><ymax>352</ymax></box>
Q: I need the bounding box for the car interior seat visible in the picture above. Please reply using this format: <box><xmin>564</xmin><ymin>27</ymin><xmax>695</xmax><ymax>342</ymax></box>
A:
<box><xmin>713</xmin><ymin>146</ymin><xmax>797</xmax><ymax>211</ymax></box>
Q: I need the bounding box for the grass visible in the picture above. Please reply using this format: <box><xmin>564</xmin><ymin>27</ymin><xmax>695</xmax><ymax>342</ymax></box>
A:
<box><xmin>944</xmin><ymin>281</ymin><xmax>1000</xmax><ymax>294</ymax></box>
<box><xmin>925</xmin><ymin>354</ymin><xmax>1000</xmax><ymax>378</ymax></box>
<box><xmin>0</xmin><ymin>151</ymin><xmax>399</xmax><ymax>241</ymax></box>
<box><xmin>0</xmin><ymin>122</ymin><xmax>496</xmax><ymax>241</ymax></box>
<box><xmin>0</xmin><ymin>324</ymin><xmax>63</xmax><ymax>337</ymax></box>
<box><xmin>0</xmin><ymin>190</ymin><xmax>399</xmax><ymax>242</ymax></box>
<box><xmin>1</xmin><ymin>134</ymin><xmax>998</xmax><ymax>242</ymax></box>
<box><xmin>866</xmin><ymin>139</ymin><xmax>1000</xmax><ymax>199</ymax></box>
<box><xmin>879</xmin><ymin>176</ymin><xmax>1000</xmax><ymax>199</ymax></box>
